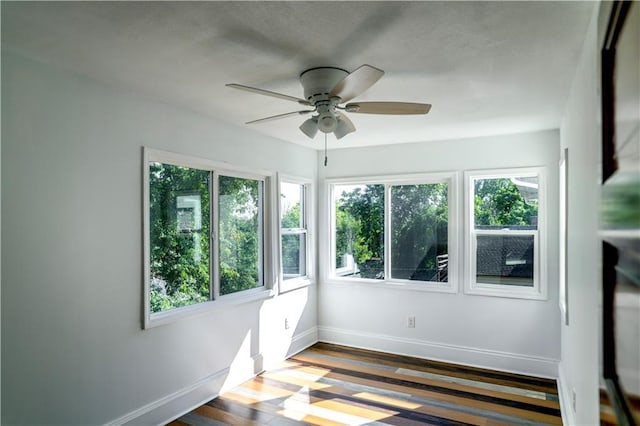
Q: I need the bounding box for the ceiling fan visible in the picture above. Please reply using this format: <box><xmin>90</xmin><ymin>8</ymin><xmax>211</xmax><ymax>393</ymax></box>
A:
<box><xmin>226</xmin><ymin>64</ymin><xmax>432</xmax><ymax>140</ymax></box>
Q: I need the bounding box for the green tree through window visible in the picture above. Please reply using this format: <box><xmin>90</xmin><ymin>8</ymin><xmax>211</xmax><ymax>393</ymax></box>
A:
<box><xmin>147</xmin><ymin>161</ymin><xmax>265</xmax><ymax>315</ymax></box>
<box><xmin>470</xmin><ymin>174</ymin><xmax>541</xmax><ymax>291</ymax></box>
<box><xmin>219</xmin><ymin>175</ymin><xmax>262</xmax><ymax>295</ymax></box>
<box><xmin>334</xmin><ymin>183</ymin><xmax>449</xmax><ymax>281</ymax></box>
<box><xmin>474</xmin><ymin>178</ymin><xmax>538</xmax><ymax>227</ymax></box>
<box><xmin>149</xmin><ymin>162</ymin><xmax>210</xmax><ymax>313</ymax></box>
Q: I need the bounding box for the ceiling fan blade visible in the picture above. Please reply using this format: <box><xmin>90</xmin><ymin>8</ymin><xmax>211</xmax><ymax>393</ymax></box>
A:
<box><xmin>226</xmin><ymin>83</ymin><xmax>311</xmax><ymax>106</ymax></box>
<box><xmin>246</xmin><ymin>110</ymin><xmax>314</xmax><ymax>125</ymax></box>
<box><xmin>329</xmin><ymin>64</ymin><xmax>384</xmax><ymax>103</ymax></box>
<box><xmin>334</xmin><ymin>112</ymin><xmax>356</xmax><ymax>139</ymax></box>
<box><xmin>345</xmin><ymin>102</ymin><xmax>432</xmax><ymax>115</ymax></box>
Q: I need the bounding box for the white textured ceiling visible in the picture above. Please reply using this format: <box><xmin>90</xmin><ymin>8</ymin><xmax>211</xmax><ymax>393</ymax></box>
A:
<box><xmin>2</xmin><ymin>1</ymin><xmax>595</xmax><ymax>150</ymax></box>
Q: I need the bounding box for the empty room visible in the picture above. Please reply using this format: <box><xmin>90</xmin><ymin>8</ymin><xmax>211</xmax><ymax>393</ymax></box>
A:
<box><xmin>1</xmin><ymin>1</ymin><xmax>638</xmax><ymax>425</ymax></box>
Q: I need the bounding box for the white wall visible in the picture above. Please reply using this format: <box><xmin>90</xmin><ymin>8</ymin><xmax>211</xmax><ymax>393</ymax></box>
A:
<box><xmin>558</xmin><ymin>4</ymin><xmax>604</xmax><ymax>425</ymax></box>
<box><xmin>1</xmin><ymin>51</ymin><xmax>318</xmax><ymax>425</ymax></box>
<box><xmin>317</xmin><ymin>129</ymin><xmax>561</xmax><ymax>378</ymax></box>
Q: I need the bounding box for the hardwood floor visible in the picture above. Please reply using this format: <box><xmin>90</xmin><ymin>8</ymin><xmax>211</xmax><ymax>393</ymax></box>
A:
<box><xmin>168</xmin><ymin>343</ymin><xmax>562</xmax><ymax>425</ymax></box>
<box><xmin>600</xmin><ymin>389</ymin><xmax>640</xmax><ymax>425</ymax></box>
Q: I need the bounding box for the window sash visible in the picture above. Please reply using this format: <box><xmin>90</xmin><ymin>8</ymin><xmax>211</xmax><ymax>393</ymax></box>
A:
<box><xmin>147</xmin><ymin>162</ymin><xmax>212</xmax><ymax>314</ymax></box>
<box><xmin>388</xmin><ymin>182</ymin><xmax>450</xmax><ymax>284</ymax></box>
<box><xmin>464</xmin><ymin>167</ymin><xmax>546</xmax><ymax>300</ymax></box>
<box><xmin>328</xmin><ymin>173</ymin><xmax>457</xmax><ymax>291</ymax></box>
<box><xmin>214</xmin><ymin>173</ymin><xmax>265</xmax><ymax>298</ymax></box>
<box><xmin>278</xmin><ymin>176</ymin><xmax>313</xmax><ymax>291</ymax></box>
<box><xmin>470</xmin><ymin>229</ymin><xmax>538</xmax><ymax>289</ymax></box>
<box><xmin>143</xmin><ymin>147</ymin><xmax>272</xmax><ymax>328</ymax></box>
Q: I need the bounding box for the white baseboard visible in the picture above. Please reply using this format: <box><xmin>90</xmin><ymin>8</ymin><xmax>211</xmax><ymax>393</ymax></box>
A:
<box><xmin>318</xmin><ymin>326</ymin><xmax>559</xmax><ymax>379</ymax></box>
<box><xmin>106</xmin><ymin>367</ymin><xmax>228</xmax><ymax>426</ymax></box>
<box><xmin>106</xmin><ymin>327</ymin><xmax>319</xmax><ymax>426</ymax></box>
<box><xmin>288</xmin><ymin>326</ymin><xmax>319</xmax><ymax>357</ymax></box>
<box><xmin>557</xmin><ymin>363</ymin><xmax>576</xmax><ymax>426</ymax></box>
<box><xmin>106</xmin><ymin>353</ymin><xmax>261</xmax><ymax>426</ymax></box>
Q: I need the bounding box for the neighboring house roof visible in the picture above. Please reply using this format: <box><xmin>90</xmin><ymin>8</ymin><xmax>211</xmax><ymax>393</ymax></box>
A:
<box><xmin>476</xmin><ymin>235</ymin><xmax>534</xmax><ymax>279</ymax></box>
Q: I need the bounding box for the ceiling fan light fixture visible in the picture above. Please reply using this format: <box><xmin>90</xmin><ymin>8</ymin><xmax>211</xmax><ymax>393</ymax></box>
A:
<box><xmin>334</xmin><ymin>116</ymin><xmax>356</xmax><ymax>139</ymax></box>
<box><xmin>300</xmin><ymin>117</ymin><xmax>319</xmax><ymax>138</ymax></box>
<box><xmin>318</xmin><ymin>113</ymin><xmax>337</xmax><ymax>133</ymax></box>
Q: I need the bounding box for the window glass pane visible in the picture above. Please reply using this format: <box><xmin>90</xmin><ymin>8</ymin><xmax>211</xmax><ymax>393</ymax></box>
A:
<box><xmin>476</xmin><ymin>234</ymin><xmax>534</xmax><ymax>286</ymax></box>
<box><xmin>391</xmin><ymin>183</ymin><xmax>448</xmax><ymax>282</ymax></box>
<box><xmin>281</xmin><ymin>181</ymin><xmax>306</xmax><ymax>281</ymax></box>
<box><xmin>474</xmin><ymin>177</ymin><xmax>538</xmax><ymax>229</ymax></box>
<box><xmin>219</xmin><ymin>175</ymin><xmax>262</xmax><ymax>295</ymax></box>
<box><xmin>280</xmin><ymin>182</ymin><xmax>303</xmax><ymax>228</ymax></box>
<box><xmin>333</xmin><ymin>184</ymin><xmax>384</xmax><ymax>279</ymax></box>
<box><xmin>148</xmin><ymin>162</ymin><xmax>210</xmax><ymax>313</ymax></box>
<box><xmin>282</xmin><ymin>233</ymin><xmax>306</xmax><ymax>279</ymax></box>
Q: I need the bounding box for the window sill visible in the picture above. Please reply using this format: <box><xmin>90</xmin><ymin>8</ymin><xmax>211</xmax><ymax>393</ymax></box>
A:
<box><xmin>324</xmin><ymin>277</ymin><xmax>458</xmax><ymax>294</ymax></box>
<box><xmin>144</xmin><ymin>288</ymin><xmax>275</xmax><ymax>329</ymax></box>
<box><xmin>279</xmin><ymin>277</ymin><xmax>315</xmax><ymax>294</ymax></box>
<box><xmin>464</xmin><ymin>284</ymin><xmax>547</xmax><ymax>300</ymax></box>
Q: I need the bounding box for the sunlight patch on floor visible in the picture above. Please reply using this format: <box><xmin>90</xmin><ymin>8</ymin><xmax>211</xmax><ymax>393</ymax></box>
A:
<box><xmin>353</xmin><ymin>392</ymin><xmax>422</xmax><ymax>410</ymax></box>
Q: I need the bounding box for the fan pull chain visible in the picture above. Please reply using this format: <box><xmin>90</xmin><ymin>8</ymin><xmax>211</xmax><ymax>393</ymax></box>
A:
<box><xmin>324</xmin><ymin>133</ymin><xmax>328</xmax><ymax>167</ymax></box>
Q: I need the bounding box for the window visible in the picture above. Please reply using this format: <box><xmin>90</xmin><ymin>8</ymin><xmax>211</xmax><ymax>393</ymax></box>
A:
<box><xmin>333</xmin><ymin>183</ymin><xmax>385</xmax><ymax>279</ymax></box>
<box><xmin>143</xmin><ymin>148</ymin><xmax>272</xmax><ymax>328</ymax></box>
<box><xmin>147</xmin><ymin>162</ymin><xmax>211</xmax><ymax>312</ymax></box>
<box><xmin>390</xmin><ymin>183</ymin><xmax>449</xmax><ymax>282</ymax></box>
<box><xmin>465</xmin><ymin>168</ymin><xmax>547</xmax><ymax>299</ymax></box>
<box><xmin>218</xmin><ymin>174</ymin><xmax>264</xmax><ymax>296</ymax></box>
<box><xmin>329</xmin><ymin>174</ymin><xmax>458</xmax><ymax>291</ymax></box>
<box><xmin>278</xmin><ymin>175</ymin><xmax>313</xmax><ymax>292</ymax></box>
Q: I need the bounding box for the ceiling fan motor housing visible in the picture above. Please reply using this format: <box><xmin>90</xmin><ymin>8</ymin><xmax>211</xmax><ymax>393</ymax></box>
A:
<box><xmin>299</xmin><ymin>67</ymin><xmax>348</xmax><ymax>102</ymax></box>
<box><xmin>300</xmin><ymin>67</ymin><xmax>348</xmax><ymax>134</ymax></box>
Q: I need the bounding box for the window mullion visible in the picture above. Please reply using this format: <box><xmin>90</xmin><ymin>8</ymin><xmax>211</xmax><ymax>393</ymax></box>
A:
<box><xmin>384</xmin><ymin>183</ymin><xmax>392</xmax><ymax>282</ymax></box>
<box><xmin>259</xmin><ymin>178</ymin><xmax>265</xmax><ymax>287</ymax></box>
<box><xmin>211</xmin><ymin>170</ymin><xmax>220</xmax><ymax>300</ymax></box>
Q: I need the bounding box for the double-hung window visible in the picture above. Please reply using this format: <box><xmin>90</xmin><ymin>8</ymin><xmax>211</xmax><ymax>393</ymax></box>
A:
<box><xmin>329</xmin><ymin>173</ymin><xmax>458</xmax><ymax>291</ymax></box>
<box><xmin>143</xmin><ymin>148</ymin><xmax>271</xmax><ymax>328</ymax></box>
<box><xmin>465</xmin><ymin>167</ymin><xmax>547</xmax><ymax>299</ymax></box>
<box><xmin>278</xmin><ymin>175</ymin><xmax>313</xmax><ymax>292</ymax></box>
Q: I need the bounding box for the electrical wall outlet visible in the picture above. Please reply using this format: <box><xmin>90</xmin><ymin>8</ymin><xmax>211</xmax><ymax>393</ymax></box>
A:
<box><xmin>284</xmin><ymin>318</ymin><xmax>290</xmax><ymax>330</ymax></box>
<box><xmin>572</xmin><ymin>389</ymin><xmax>577</xmax><ymax>412</ymax></box>
<box><xmin>407</xmin><ymin>316</ymin><xmax>416</xmax><ymax>328</ymax></box>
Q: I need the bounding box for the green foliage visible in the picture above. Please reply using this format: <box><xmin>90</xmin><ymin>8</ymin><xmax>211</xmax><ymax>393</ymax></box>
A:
<box><xmin>281</xmin><ymin>202</ymin><xmax>304</xmax><ymax>276</ymax></box>
<box><xmin>218</xmin><ymin>175</ymin><xmax>261</xmax><ymax>295</ymax></box>
<box><xmin>149</xmin><ymin>167</ymin><xmax>263</xmax><ymax>313</ymax></box>
<box><xmin>335</xmin><ymin>185</ymin><xmax>385</xmax><ymax>270</ymax></box>
<box><xmin>334</xmin><ymin>178</ymin><xmax>535</xmax><ymax>280</ymax></box>
<box><xmin>149</xmin><ymin>163</ymin><xmax>210</xmax><ymax>313</ymax></box>
<box><xmin>390</xmin><ymin>184</ymin><xmax>448</xmax><ymax>279</ymax></box>
<box><xmin>474</xmin><ymin>178</ymin><xmax>537</xmax><ymax>227</ymax></box>
<box><xmin>281</xmin><ymin>202</ymin><xmax>301</xmax><ymax>228</ymax></box>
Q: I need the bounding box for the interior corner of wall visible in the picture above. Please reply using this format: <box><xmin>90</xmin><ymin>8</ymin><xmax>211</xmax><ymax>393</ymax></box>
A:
<box><xmin>557</xmin><ymin>362</ymin><xmax>576</xmax><ymax>426</ymax></box>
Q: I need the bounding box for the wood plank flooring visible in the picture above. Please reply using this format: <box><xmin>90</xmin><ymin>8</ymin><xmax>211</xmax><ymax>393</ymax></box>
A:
<box><xmin>168</xmin><ymin>343</ymin><xmax>562</xmax><ymax>425</ymax></box>
<box><xmin>600</xmin><ymin>389</ymin><xmax>640</xmax><ymax>425</ymax></box>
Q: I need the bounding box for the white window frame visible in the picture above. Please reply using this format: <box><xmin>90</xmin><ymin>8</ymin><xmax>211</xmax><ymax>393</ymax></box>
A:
<box><xmin>464</xmin><ymin>167</ymin><xmax>547</xmax><ymax>300</ymax></box>
<box><xmin>214</xmin><ymin>170</ymin><xmax>268</xmax><ymax>298</ymax></box>
<box><xmin>277</xmin><ymin>174</ymin><xmax>314</xmax><ymax>293</ymax></box>
<box><xmin>143</xmin><ymin>147</ymin><xmax>274</xmax><ymax>329</ymax></box>
<box><xmin>327</xmin><ymin>172</ymin><xmax>459</xmax><ymax>293</ymax></box>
